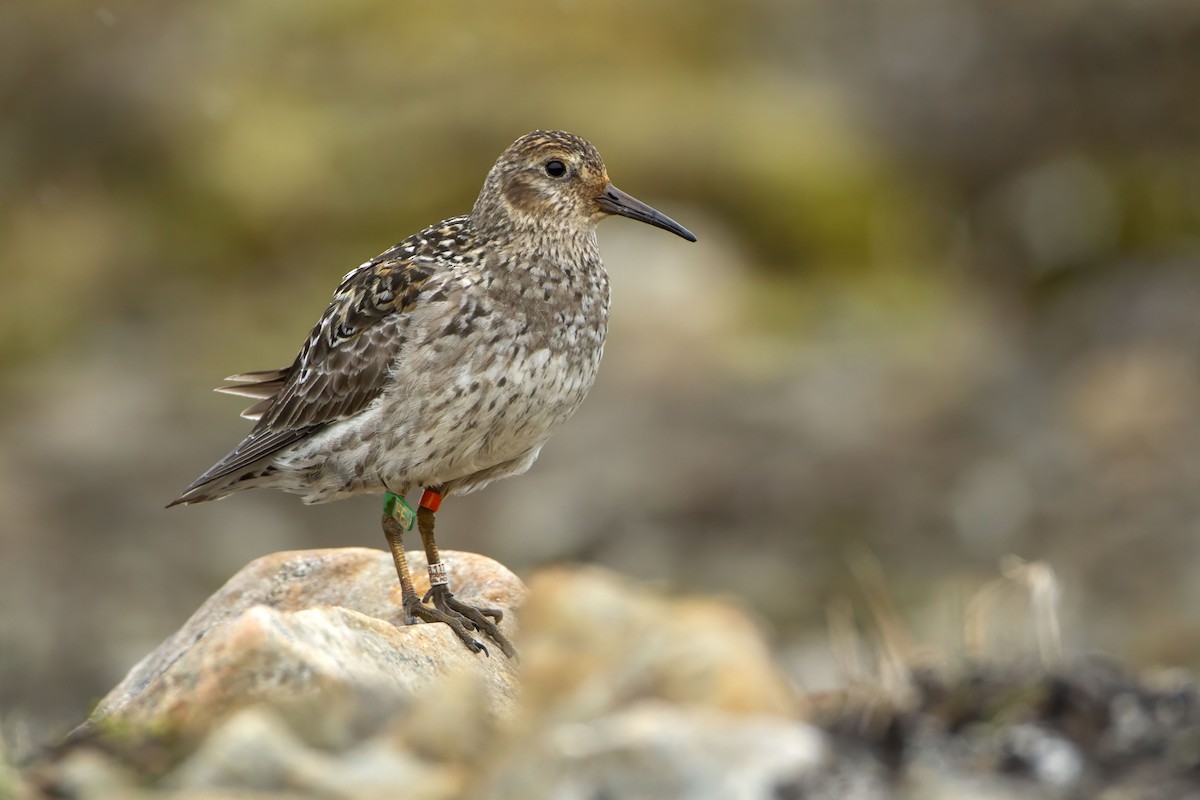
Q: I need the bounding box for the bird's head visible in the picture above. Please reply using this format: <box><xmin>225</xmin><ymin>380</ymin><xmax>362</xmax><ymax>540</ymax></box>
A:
<box><xmin>472</xmin><ymin>130</ymin><xmax>696</xmax><ymax>244</ymax></box>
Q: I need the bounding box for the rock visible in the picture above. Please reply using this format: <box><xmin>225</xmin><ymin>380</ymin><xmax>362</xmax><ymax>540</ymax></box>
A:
<box><xmin>483</xmin><ymin>702</ymin><xmax>828</xmax><ymax>800</ymax></box>
<box><xmin>516</xmin><ymin>566</ymin><xmax>798</xmax><ymax>720</ymax></box>
<box><xmin>34</xmin><ymin>554</ymin><xmax>1200</xmax><ymax>799</ymax></box>
<box><xmin>168</xmin><ymin>706</ymin><xmax>459</xmax><ymax>799</ymax></box>
<box><xmin>78</xmin><ymin>548</ymin><xmax>524</xmax><ymax>746</ymax></box>
<box><xmin>34</xmin><ymin>748</ymin><xmax>137</xmax><ymax>800</ymax></box>
<box><xmin>478</xmin><ymin>568</ymin><xmax>820</xmax><ymax>799</ymax></box>
<box><xmin>59</xmin><ymin>553</ymin><xmax>809</xmax><ymax>799</ymax></box>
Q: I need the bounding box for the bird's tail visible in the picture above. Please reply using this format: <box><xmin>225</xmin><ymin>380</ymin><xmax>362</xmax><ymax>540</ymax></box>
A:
<box><xmin>166</xmin><ymin>463</ymin><xmax>279</xmax><ymax>508</ymax></box>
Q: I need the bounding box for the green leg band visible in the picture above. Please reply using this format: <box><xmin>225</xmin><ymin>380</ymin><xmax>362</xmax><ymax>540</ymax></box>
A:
<box><xmin>383</xmin><ymin>491</ymin><xmax>416</xmax><ymax>532</ymax></box>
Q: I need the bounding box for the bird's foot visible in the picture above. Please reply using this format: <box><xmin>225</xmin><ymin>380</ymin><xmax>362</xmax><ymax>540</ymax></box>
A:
<box><xmin>420</xmin><ymin>584</ymin><xmax>516</xmax><ymax>659</ymax></box>
<box><xmin>402</xmin><ymin>593</ymin><xmax>494</xmax><ymax>656</ymax></box>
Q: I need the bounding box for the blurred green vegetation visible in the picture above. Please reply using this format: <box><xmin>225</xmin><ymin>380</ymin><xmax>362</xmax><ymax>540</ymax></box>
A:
<box><xmin>6</xmin><ymin>0</ymin><xmax>1196</xmax><ymax>373</ymax></box>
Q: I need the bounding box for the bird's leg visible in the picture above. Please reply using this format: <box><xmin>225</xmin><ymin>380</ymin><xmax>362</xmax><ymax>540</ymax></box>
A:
<box><xmin>381</xmin><ymin>491</ymin><xmax>489</xmax><ymax>655</ymax></box>
<box><xmin>417</xmin><ymin>487</ymin><xmax>516</xmax><ymax>659</ymax></box>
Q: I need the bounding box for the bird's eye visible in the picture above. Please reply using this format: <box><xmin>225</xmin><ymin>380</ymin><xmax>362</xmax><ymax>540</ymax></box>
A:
<box><xmin>544</xmin><ymin>160</ymin><xmax>566</xmax><ymax>178</ymax></box>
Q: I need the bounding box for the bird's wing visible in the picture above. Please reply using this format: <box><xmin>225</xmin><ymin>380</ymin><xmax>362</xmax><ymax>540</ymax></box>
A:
<box><xmin>172</xmin><ymin>222</ymin><xmax>472</xmax><ymax>503</ymax></box>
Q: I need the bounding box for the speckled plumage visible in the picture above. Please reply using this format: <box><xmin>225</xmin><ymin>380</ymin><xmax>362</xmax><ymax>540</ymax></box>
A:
<box><xmin>171</xmin><ymin>130</ymin><xmax>695</xmax><ymax>509</ymax></box>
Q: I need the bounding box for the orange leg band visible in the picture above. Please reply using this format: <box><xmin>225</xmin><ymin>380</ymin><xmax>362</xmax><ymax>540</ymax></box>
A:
<box><xmin>419</xmin><ymin>488</ymin><xmax>443</xmax><ymax>512</ymax></box>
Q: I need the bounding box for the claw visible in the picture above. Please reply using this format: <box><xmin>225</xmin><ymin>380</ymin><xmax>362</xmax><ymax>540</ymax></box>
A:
<box><xmin>402</xmin><ymin>595</ymin><xmax>489</xmax><ymax>655</ymax></box>
<box><xmin>423</xmin><ymin>585</ymin><xmax>517</xmax><ymax>659</ymax></box>
<box><xmin>422</xmin><ymin>586</ymin><xmax>481</xmax><ymax>631</ymax></box>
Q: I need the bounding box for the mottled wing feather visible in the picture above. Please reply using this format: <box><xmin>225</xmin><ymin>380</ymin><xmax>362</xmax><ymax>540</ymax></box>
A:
<box><xmin>214</xmin><ymin>368</ymin><xmax>289</xmax><ymax>418</ymax></box>
<box><xmin>171</xmin><ymin>222</ymin><xmax>467</xmax><ymax>503</ymax></box>
<box><xmin>215</xmin><ymin>382</ymin><xmax>285</xmax><ymax>400</ymax></box>
<box><xmin>223</xmin><ymin>368</ymin><xmax>291</xmax><ymax>384</ymax></box>
<box><xmin>260</xmin><ymin>317</ymin><xmax>399</xmax><ymax>433</ymax></box>
<box><xmin>239</xmin><ymin>397</ymin><xmax>274</xmax><ymax>421</ymax></box>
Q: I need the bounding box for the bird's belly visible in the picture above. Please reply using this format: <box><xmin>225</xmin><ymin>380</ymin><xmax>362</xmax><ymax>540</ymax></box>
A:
<box><xmin>442</xmin><ymin>346</ymin><xmax>600</xmax><ymax>474</ymax></box>
<box><xmin>359</xmin><ymin>344</ymin><xmax>601</xmax><ymax>490</ymax></box>
<box><xmin>282</xmin><ymin>334</ymin><xmax>604</xmax><ymax>502</ymax></box>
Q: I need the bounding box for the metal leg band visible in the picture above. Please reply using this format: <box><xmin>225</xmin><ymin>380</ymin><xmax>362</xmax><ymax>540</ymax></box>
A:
<box><xmin>427</xmin><ymin>560</ymin><xmax>449</xmax><ymax>586</ymax></box>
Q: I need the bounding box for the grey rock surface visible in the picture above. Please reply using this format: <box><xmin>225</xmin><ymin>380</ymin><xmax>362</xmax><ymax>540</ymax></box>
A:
<box><xmin>79</xmin><ymin>547</ymin><xmax>524</xmax><ymax>744</ymax></box>
<box><xmin>482</xmin><ymin>702</ymin><xmax>827</xmax><ymax>800</ymax></box>
<box><xmin>24</xmin><ymin>551</ymin><xmax>1200</xmax><ymax>800</ymax></box>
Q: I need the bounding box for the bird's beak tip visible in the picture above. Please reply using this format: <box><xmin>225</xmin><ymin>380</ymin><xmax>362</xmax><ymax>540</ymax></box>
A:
<box><xmin>598</xmin><ymin>183</ymin><xmax>696</xmax><ymax>243</ymax></box>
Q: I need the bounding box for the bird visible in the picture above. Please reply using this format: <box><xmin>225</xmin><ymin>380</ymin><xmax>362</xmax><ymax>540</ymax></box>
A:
<box><xmin>169</xmin><ymin>130</ymin><xmax>696</xmax><ymax>657</ymax></box>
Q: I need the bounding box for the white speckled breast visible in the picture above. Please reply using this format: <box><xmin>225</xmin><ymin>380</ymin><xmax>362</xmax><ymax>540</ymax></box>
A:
<box><xmin>275</xmin><ymin>235</ymin><xmax>611</xmax><ymax>503</ymax></box>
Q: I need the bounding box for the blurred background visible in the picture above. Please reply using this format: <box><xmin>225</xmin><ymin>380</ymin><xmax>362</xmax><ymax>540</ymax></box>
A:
<box><xmin>3</xmin><ymin>0</ymin><xmax>1200</xmax><ymax>748</ymax></box>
